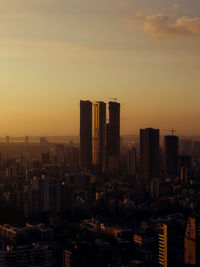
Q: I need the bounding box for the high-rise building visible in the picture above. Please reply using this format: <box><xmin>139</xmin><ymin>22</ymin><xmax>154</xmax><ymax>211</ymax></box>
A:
<box><xmin>185</xmin><ymin>216</ymin><xmax>200</xmax><ymax>265</ymax></box>
<box><xmin>108</xmin><ymin>101</ymin><xmax>120</xmax><ymax>158</ymax></box>
<box><xmin>140</xmin><ymin>128</ymin><xmax>160</xmax><ymax>182</ymax></box>
<box><xmin>80</xmin><ymin>100</ymin><xmax>92</xmax><ymax>169</ymax></box>
<box><xmin>179</xmin><ymin>139</ymin><xmax>192</xmax><ymax>155</ymax></box>
<box><xmin>150</xmin><ymin>178</ymin><xmax>160</xmax><ymax>200</ymax></box>
<box><xmin>127</xmin><ymin>145</ymin><xmax>137</xmax><ymax>176</ymax></box>
<box><xmin>178</xmin><ymin>155</ymin><xmax>192</xmax><ymax>178</ymax></box>
<box><xmin>164</xmin><ymin>135</ymin><xmax>179</xmax><ymax>177</ymax></box>
<box><xmin>158</xmin><ymin>224</ymin><xmax>179</xmax><ymax>267</ymax></box>
<box><xmin>103</xmin><ymin>102</ymin><xmax>120</xmax><ymax>174</ymax></box>
<box><xmin>92</xmin><ymin>101</ymin><xmax>106</xmax><ymax>168</ymax></box>
<box><xmin>192</xmin><ymin>141</ymin><xmax>200</xmax><ymax>158</ymax></box>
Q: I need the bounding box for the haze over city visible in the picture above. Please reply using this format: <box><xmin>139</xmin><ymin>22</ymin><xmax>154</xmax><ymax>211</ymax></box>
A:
<box><xmin>1</xmin><ymin>1</ymin><xmax>200</xmax><ymax>266</ymax></box>
<box><xmin>1</xmin><ymin>0</ymin><xmax>200</xmax><ymax>136</ymax></box>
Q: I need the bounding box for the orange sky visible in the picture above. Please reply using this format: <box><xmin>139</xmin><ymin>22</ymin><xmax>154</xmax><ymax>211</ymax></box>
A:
<box><xmin>0</xmin><ymin>0</ymin><xmax>200</xmax><ymax>136</ymax></box>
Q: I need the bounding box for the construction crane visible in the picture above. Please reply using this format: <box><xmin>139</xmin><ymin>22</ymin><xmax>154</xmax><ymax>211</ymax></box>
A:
<box><xmin>162</xmin><ymin>128</ymin><xmax>176</xmax><ymax>136</ymax></box>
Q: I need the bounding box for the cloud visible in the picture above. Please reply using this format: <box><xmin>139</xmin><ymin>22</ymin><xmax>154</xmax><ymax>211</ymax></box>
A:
<box><xmin>172</xmin><ymin>3</ymin><xmax>180</xmax><ymax>11</ymax></box>
<box><xmin>120</xmin><ymin>1</ymin><xmax>128</xmax><ymax>8</ymax></box>
<box><xmin>123</xmin><ymin>10</ymin><xmax>200</xmax><ymax>38</ymax></box>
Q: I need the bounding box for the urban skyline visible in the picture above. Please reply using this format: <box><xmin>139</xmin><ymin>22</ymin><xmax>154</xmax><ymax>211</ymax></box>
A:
<box><xmin>0</xmin><ymin>1</ymin><xmax>200</xmax><ymax>266</ymax></box>
<box><xmin>0</xmin><ymin>0</ymin><xmax>200</xmax><ymax>136</ymax></box>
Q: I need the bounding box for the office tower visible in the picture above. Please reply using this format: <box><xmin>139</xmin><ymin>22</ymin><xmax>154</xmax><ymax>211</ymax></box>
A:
<box><xmin>164</xmin><ymin>135</ymin><xmax>179</xmax><ymax>177</ymax></box>
<box><xmin>127</xmin><ymin>145</ymin><xmax>137</xmax><ymax>176</ymax></box>
<box><xmin>181</xmin><ymin>167</ymin><xmax>188</xmax><ymax>183</ymax></box>
<box><xmin>158</xmin><ymin>224</ymin><xmax>179</xmax><ymax>267</ymax></box>
<box><xmin>103</xmin><ymin>102</ymin><xmax>120</xmax><ymax>174</ymax></box>
<box><xmin>150</xmin><ymin>178</ymin><xmax>159</xmax><ymax>200</ymax></box>
<box><xmin>193</xmin><ymin>141</ymin><xmax>200</xmax><ymax>158</ymax></box>
<box><xmin>179</xmin><ymin>155</ymin><xmax>192</xmax><ymax>178</ymax></box>
<box><xmin>92</xmin><ymin>101</ymin><xmax>106</xmax><ymax>168</ymax></box>
<box><xmin>140</xmin><ymin>128</ymin><xmax>160</xmax><ymax>182</ymax></box>
<box><xmin>179</xmin><ymin>139</ymin><xmax>192</xmax><ymax>155</ymax></box>
<box><xmin>108</xmin><ymin>101</ymin><xmax>120</xmax><ymax>157</ymax></box>
<box><xmin>51</xmin><ymin>144</ymin><xmax>66</xmax><ymax>164</ymax></box>
<box><xmin>80</xmin><ymin>100</ymin><xmax>92</xmax><ymax>169</ymax></box>
<box><xmin>185</xmin><ymin>217</ymin><xmax>200</xmax><ymax>265</ymax></box>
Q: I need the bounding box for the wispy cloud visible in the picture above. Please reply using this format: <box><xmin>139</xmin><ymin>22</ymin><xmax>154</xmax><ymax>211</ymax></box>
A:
<box><xmin>172</xmin><ymin>3</ymin><xmax>180</xmax><ymax>11</ymax></box>
<box><xmin>120</xmin><ymin>1</ymin><xmax>128</xmax><ymax>8</ymax></box>
<box><xmin>122</xmin><ymin>9</ymin><xmax>200</xmax><ymax>39</ymax></box>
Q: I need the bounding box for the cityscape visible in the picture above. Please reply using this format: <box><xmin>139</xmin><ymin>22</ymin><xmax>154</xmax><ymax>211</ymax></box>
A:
<box><xmin>0</xmin><ymin>99</ymin><xmax>200</xmax><ymax>266</ymax></box>
<box><xmin>1</xmin><ymin>0</ymin><xmax>200</xmax><ymax>266</ymax></box>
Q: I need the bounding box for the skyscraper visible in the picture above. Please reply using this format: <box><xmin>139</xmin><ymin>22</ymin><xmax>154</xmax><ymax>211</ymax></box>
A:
<box><xmin>140</xmin><ymin>128</ymin><xmax>160</xmax><ymax>182</ymax></box>
<box><xmin>92</xmin><ymin>101</ymin><xmax>106</xmax><ymax>168</ymax></box>
<box><xmin>127</xmin><ymin>145</ymin><xmax>137</xmax><ymax>176</ymax></box>
<box><xmin>164</xmin><ymin>135</ymin><xmax>179</xmax><ymax>177</ymax></box>
<box><xmin>108</xmin><ymin>101</ymin><xmax>120</xmax><ymax>158</ymax></box>
<box><xmin>80</xmin><ymin>100</ymin><xmax>92</xmax><ymax>169</ymax></box>
<box><xmin>158</xmin><ymin>224</ymin><xmax>178</xmax><ymax>267</ymax></box>
<box><xmin>103</xmin><ymin>102</ymin><xmax>120</xmax><ymax>174</ymax></box>
<box><xmin>185</xmin><ymin>216</ymin><xmax>200</xmax><ymax>265</ymax></box>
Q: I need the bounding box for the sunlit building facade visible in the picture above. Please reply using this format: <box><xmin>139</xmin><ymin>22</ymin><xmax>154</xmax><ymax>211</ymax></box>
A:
<box><xmin>185</xmin><ymin>217</ymin><xmax>200</xmax><ymax>265</ymax></box>
<box><xmin>92</xmin><ymin>101</ymin><xmax>106</xmax><ymax>168</ymax></box>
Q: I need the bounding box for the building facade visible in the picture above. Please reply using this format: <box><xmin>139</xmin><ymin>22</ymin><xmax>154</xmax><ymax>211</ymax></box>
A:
<box><xmin>80</xmin><ymin>100</ymin><xmax>92</xmax><ymax>169</ymax></box>
<box><xmin>140</xmin><ymin>128</ymin><xmax>160</xmax><ymax>182</ymax></box>
<box><xmin>92</xmin><ymin>101</ymin><xmax>106</xmax><ymax>168</ymax></box>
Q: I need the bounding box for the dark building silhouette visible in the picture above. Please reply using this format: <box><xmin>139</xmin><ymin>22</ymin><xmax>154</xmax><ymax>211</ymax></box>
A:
<box><xmin>140</xmin><ymin>128</ymin><xmax>160</xmax><ymax>182</ymax></box>
<box><xmin>164</xmin><ymin>135</ymin><xmax>179</xmax><ymax>177</ymax></box>
<box><xmin>127</xmin><ymin>145</ymin><xmax>137</xmax><ymax>176</ymax></box>
<box><xmin>108</xmin><ymin>101</ymin><xmax>120</xmax><ymax>158</ymax></box>
<box><xmin>80</xmin><ymin>100</ymin><xmax>92</xmax><ymax>169</ymax></box>
<box><xmin>178</xmin><ymin>155</ymin><xmax>192</xmax><ymax>182</ymax></box>
<box><xmin>185</xmin><ymin>216</ymin><xmax>200</xmax><ymax>265</ymax></box>
<box><xmin>92</xmin><ymin>101</ymin><xmax>106</xmax><ymax>169</ymax></box>
<box><xmin>103</xmin><ymin>102</ymin><xmax>120</xmax><ymax>174</ymax></box>
<box><xmin>179</xmin><ymin>155</ymin><xmax>192</xmax><ymax>169</ymax></box>
<box><xmin>40</xmin><ymin>153</ymin><xmax>51</xmax><ymax>165</ymax></box>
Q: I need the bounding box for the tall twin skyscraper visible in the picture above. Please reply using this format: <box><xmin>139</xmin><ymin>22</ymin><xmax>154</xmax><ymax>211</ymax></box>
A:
<box><xmin>80</xmin><ymin>100</ymin><xmax>120</xmax><ymax>172</ymax></box>
<box><xmin>80</xmin><ymin>102</ymin><xmax>178</xmax><ymax>180</ymax></box>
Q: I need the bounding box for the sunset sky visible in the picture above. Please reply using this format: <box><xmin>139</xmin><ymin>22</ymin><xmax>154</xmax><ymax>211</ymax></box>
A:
<box><xmin>1</xmin><ymin>0</ymin><xmax>200</xmax><ymax>136</ymax></box>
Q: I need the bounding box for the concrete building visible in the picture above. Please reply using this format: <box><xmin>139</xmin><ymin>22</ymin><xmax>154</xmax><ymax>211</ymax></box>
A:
<box><xmin>140</xmin><ymin>128</ymin><xmax>160</xmax><ymax>182</ymax></box>
<box><xmin>80</xmin><ymin>100</ymin><xmax>92</xmax><ymax>169</ymax></box>
<box><xmin>164</xmin><ymin>135</ymin><xmax>179</xmax><ymax>177</ymax></box>
<box><xmin>185</xmin><ymin>216</ymin><xmax>200</xmax><ymax>265</ymax></box>
<box><xmin>127</xmin><ymin>145</ymin><xmax>137</xmax><ymax>176</ymax></box>
<box><xmin>92</xmin><ymin>101</ymin><xmax>106</xmax><ymax>168</ymax></box>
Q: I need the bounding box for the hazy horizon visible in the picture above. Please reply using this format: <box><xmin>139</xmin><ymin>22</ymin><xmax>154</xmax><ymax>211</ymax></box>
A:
<box><xmin>1</xmin><ymin>0</ymin><xmax>200</xmax><ymax>136</ymax></box>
